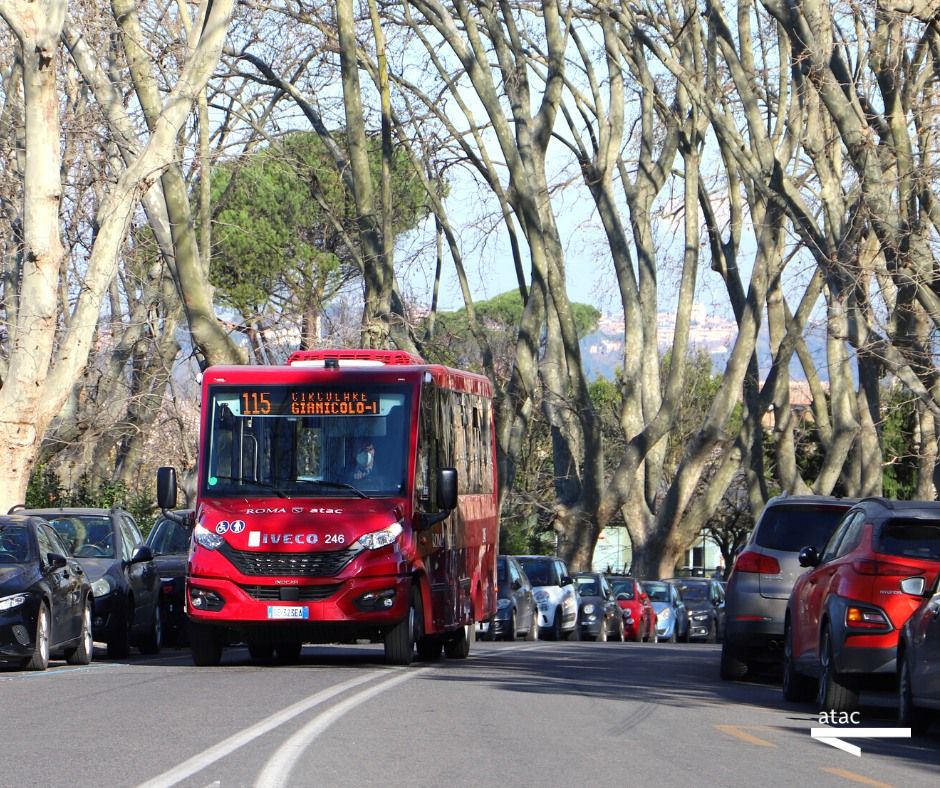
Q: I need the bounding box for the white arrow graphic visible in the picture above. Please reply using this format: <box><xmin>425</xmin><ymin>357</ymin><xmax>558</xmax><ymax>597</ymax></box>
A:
<box><xmin>811</xmin><ymin>727</ymin><xmax>911</xmax><ymax>757</ymax></box>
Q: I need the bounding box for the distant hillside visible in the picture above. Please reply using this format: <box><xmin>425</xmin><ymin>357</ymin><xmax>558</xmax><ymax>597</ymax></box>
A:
<box><xmin>581</xmin><ymin>313</ymin><xmax>831</xmax><ymax>382</ymax></box>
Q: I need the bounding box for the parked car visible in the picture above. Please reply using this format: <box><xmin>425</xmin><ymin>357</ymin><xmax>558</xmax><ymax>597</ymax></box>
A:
<box><xmin>721</xmin><ymin>494</ymin><xmax>856</xmax><ymax>680</ymax></box>
<box><xmin>668</xmin><ymin>577</ymin><xmax>725</xmax><ymax>643</ymax></box>
<box><xmin>0</xmin><ymin>514</ymin><xmax>94</xmax><ymax>670</ymax></box>
<box><xmin>145</xmin><ymin>509</ymin><xmax>194</xmax><ymax>647</ymax></box>
<box><xmin>13</xmin><ymin>506</ymin><xmax>160</xmax><ymax>658</ymax></box>
<box><xmin>644</xmin><ymin>580</ymin><xmax>690</xmax><ymax>643</ymax></box>
<box><xmin>515</xmin><ymin>555</ymin><xmax>579</xmax><ymax>640</ymax></box>
<box><xmin>478</xmin><ymin>555</ymin><xmax>538</xmax><ymax>641</ymax></box>
<box><xmin>897</xmin><ymin>575</ymin><xmax>940</xmax><ymax>735</ymax></box>
<box><xmin>574</xmin><ymin>572</ymin><xmax>624</xmax><ymax>642</ymax></box>
<box><xmin>607</xmin><ymin>575</ymin><xmax>657</xmax><ymax>642</ymax></box>
<box><xmin>783</xmin><ymin>497</ymin><xmax>940</xmax><ymax>712</ymax></box>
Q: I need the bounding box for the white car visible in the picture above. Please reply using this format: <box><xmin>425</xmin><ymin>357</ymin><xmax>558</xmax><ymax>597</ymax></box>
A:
<box><xmin>515</xmin><ymin>555</ymin><xmax>579</xmax><ymax>640</ymax></box>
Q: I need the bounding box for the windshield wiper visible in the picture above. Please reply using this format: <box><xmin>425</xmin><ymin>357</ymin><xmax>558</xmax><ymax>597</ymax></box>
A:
<box><xmin>209</xmin><ymin>475</ymin><xmax>288</xmax><ymax>498</ymax></box>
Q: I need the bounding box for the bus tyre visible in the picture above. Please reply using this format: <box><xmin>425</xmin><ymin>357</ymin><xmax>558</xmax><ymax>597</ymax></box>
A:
<box><xmin>385</xmin><ymin>594</ymin><xmax>418</xmax><ymax>666</ymax></box>
<box><xmin>190</xmin><ymin>623</ymin><xmax>223</xmax><ymax>667</ymax></box>
<box><xmin>444</xmin><ymin>623</ymin><xmax>472</xmax><ymax>659</ymax></box>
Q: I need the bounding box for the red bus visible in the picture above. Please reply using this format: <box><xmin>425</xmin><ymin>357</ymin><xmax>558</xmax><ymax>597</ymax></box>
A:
<box><xmin>156</xmin><ymin>349</ymin><xmax>498</xmax><ymax>666</ymax></box>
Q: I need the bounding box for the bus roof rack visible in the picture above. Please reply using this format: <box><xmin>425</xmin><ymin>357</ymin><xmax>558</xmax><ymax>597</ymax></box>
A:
<box><xmin>287</xmin><ymin>349</ymin><xmax>426</xmax><ymax>368</ymax></box>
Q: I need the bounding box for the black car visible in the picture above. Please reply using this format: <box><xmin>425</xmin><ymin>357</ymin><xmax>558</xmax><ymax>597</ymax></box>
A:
<box><xmin>0</xmin><ymin>514</ymin><xmax>94</xmax><ymax>670</ymax></box>
<box><xmin>13</xmin><ymin>507</ymin><xmax>160</xmax><ymax>658</ymax></box>
<box><xmin>145</xmin><ymin>509</ymin><xmax>194</xmax><ymax>647</ymax></box>
<box><xmin>667</xmin><ymin>577</ymin><xmax>725</xmax><ymax>643</ymax></box>
<box><xmin>574</xmin><ymin>572</ymin><xmax>625</xmax><ymax>642</ymax></box>
<box><xmin>479</xmin><ymin>555</ymin><xmax>538</xmax><ymax>641</ymax></box>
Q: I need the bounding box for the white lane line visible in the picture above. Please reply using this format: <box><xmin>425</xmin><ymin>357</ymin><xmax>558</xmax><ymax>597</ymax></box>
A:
<box><xmin>135</xmin><ymin>670</ymin><xmax>386</xmax><ymax>788</ymax></box>
<box><xmin>255</xmin><ymin>668</ymin><xmax>428</xmax><ymax>788</ymax></box>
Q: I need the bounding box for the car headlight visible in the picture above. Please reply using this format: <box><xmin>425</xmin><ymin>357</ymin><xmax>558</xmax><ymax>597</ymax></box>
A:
<box><xmin>534</xmin><ymin>590</ymin><xmax>549</xmax><ymax>603</ymax></box>
<box><xmin>692</xmin><ymin>611</ymin><xmax>710</xmax><ymax>621</ymax></box>
<box><xmin>582</xmin><ymin>603</ymin><xmax>596</xmax><ymax>615</ymax></box>
<box><xmin>357</xmin><ymin>522</ymin><xmax>403</xmax><ymax>550</ymax></box>
<box><xmin>658</xmin><ymin>608</ymin><xmax>672</xmax><ymax>622</ymax></box>
<box><xmin>194</xmin><ymin>524</ymin><xmax>225</xmax><ymax>551</ymax></box>
<box><xmin>0</xmin><ymin>593</ymin><xmax>28</xmax><ymax>611</ymax></box>
<box><xmin>497</xmin><ymin>598</ymin><xmax>511</xmax><ymax>610</ymax></box>
<box><xmin>91</xmin><ymin>577</ymin><xmax>113</xmax><ymax>597</ymax></box>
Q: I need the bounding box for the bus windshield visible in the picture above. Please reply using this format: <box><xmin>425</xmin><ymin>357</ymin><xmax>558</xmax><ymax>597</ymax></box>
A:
<box><xmin>203</xmin><ymin>384</ymin><xmax>411</xmax><ymax>498</ymax></box>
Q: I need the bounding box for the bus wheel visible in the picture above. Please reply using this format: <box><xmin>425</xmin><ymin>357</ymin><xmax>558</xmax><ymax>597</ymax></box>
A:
<box><xmin>384</xmin><ymin>594</ymin><xmax>418</xmax><ymax>666</ymax></box>
<box><xmin>190</xmin><ymin>623</ymin><xmax>223</xmax><ymax>667</ymax></box>
<box><xmin>444</xmin><ymin>622</ymin><xmax>472</xmax><ymax>659</ymax></box>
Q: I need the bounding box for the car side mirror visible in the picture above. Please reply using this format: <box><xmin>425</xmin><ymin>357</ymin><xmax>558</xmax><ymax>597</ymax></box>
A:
<box><xmin>47</xmin><ymin>552</ymin><xmax>68</xmax><ymax>570</ymax></box>
<box><xmin>640</xmin><ymin>593</ymin><xmax>649</xmax><ymax>603</ymax></box>
<box><xmin>130</xmin><ymin>545</ymin><xmax>154</xmax><ymax>564</ymax></box>
<box><xmin>157</xmin><ymin>466</ymin><xmax>178</xmax><ymax>510</ymax></box>
<box><xmin>511</xmin><ymin>578</ymin><xmax>522</xmax><ymax>591</ymax></box>
<box><xmin>798</xmin><ymin>545</ymin><xmax>820</xmax><ymax>568</ymax></box>
<box><xmin>561</xmin><ymin>575</ymin><xmax>573</xmax><ymax>586</ymax></box>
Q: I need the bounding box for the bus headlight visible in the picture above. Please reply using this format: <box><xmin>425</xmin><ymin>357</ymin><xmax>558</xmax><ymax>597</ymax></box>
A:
<box><xmin>193</xmin><ymin>524</ymin><xmax>225</xmax><ymax>551</ymax></box>
<box><xmin>357</xmin><ymin>522</ymin><xmax>403</xmax><ymax>551</ymax></box>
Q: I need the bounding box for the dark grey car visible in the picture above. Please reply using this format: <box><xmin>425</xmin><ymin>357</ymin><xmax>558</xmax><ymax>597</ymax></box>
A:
<box><xmin>13</xmin><ymin>506</ymin><xmax>160</xmax><ymax>658</ymax></box>
<box><xmin>720</xmin><ymin>494</ymin><xmax>855</xmax><ymax>680</ymax></box>
<box><xmin>668</xmin><ymin>577</ymin><xmax>725</xmax><ymax>642</ymax></box>
<box><xmin>478</xmin><ymin>555</ymin><xmax>539</xmax><ymax>641</ymax></box>
<box><xmin>574</xmin><ymin>571</ymin><xmax>625</xmax><ymax>642</ymax></box>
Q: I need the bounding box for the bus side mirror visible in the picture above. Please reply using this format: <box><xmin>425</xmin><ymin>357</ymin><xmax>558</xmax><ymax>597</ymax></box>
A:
<box><xmin>157</xmin><ymin>467</ymin><xmax>178</xmax><ymax>510</ymax></box>
<box><xmin>438</xmin><ymin>467</ymin><xmax>457</xmax><ymax>511</ymax></box>
<box><xmin>414</xmin><ymin>468</ymin><xmax>458</xmax><ymax>532</ymax></box>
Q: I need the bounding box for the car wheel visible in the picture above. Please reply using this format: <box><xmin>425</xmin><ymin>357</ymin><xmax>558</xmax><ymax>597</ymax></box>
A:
<box><xmin>65</xmin><ymin>598</ymin><xmax>94</xmax><ymax>666</ymax></box>
<box><xmin>138</xmin><ymin>604</ymin><xmax>162</xmax><ymax>655</ymax></box>
<box><xmin>525</xmin><ymin>608</ymin><xmax>538</xmax><ymax>641</ymax></box>
<box><xmin>25</xmin><ymin>603</ymin><xmax>50</xmax><ymax>671</ymax></box>
<box><xmin>782</xmin><ymin>621</ymin><xmax>815</xmax><ymax>703</ymax></box>
<box><xmin>816</xmin><ymin>625</ymin><xmax>858</xmax><ymax>713</ymax></box>
<box><xmin>899</xmin><ymin>649</ymin><xmax>930</xmax><ymax>736</ymax></box>
<box><xmin>503</xmin><ymin>610</ymin><xmax>517</xmax><ymax>642</ymax></box>
<box><xmin>720</xmin><ymin>640</ymin><xmax>747</xmax><ymax>680</ymax></box>
<box><xmin>189</xmin><ymin>622</ymin><xmax>224</xmax><ymax>667</ymax></box>
<box><xmin>384</xmin><ymin>589</ymin><xmax>419</xmax><ymax>665</ymax></box>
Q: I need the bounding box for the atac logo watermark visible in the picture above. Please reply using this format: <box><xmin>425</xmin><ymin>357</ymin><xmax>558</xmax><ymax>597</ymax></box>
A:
<box><xmin>811</xmin><ymin>711</ymin><xmax>910</xmax><ymax>757</ymax></box>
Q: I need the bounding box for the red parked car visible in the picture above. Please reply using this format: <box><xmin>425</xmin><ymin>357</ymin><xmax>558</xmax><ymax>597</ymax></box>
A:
<box><xmin>783</xmin><ymin>497</ymin><xmax>940</xmax><ymax>712</ymax></box>
<box><xmin>607</xmin><ymin>575</ymin><xmax>657</xmax><ymax>642</ymax></box>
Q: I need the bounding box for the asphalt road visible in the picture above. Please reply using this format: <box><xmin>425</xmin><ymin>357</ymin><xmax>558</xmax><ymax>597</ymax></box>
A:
<box><xmin>2</xmin><ymin>639</ymin><xmax>938</xmax><ymax>788</ymax></box>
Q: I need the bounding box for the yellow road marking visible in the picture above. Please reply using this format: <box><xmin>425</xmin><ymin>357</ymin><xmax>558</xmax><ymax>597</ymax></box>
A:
<box><xmin>715</xmin><ymin>724</ymin><xmax>777</xmax><ymax>747</ymax></box>
<box><xmin>821</xmin><ymin>767</ymin><xmax>894</xmax><ymax>787</ymax></box>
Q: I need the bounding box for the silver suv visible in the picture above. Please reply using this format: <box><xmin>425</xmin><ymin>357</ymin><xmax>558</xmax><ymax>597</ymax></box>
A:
<box><xmin>720</xmin><ymin>494</ymin><xmax>855</xmax><ymax>680</ymax></box>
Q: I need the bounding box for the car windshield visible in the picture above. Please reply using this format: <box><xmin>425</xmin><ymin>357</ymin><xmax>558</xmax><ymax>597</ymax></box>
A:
<box><xmin>680</xmin><ymin>585</ymin><xmax>707</xmax><ymax>601</ymax></box>
<box><xmin>876</xmin><ymin>519</ymin><xmax>940</xmax><ymax>561</ymax></box>
<box><xmin>517</xmin><ymin>559</ymin><xmax>552</xmax><ymax>586</ymax></box>
<box><xmin>754</xmin><ymin>504</ymin><xmax>847</xmax><ymax>552</ymax></box>
<box><xmin>47</xmin><ymin>516</ymin><xmax>115</xmax><ymax>559</ymax></box>
<box><xmin>576</xmin><ymin>578</ymin><xmax>599</xmax><ymax>596</ymax></box>
<box><xmin>0</xmin><ymin>525</ymin><xmax>32</xmax><ymax>563</ymax></box>
<box><xmin>204</xmin><ymin>384</ymin><xmax>410</xmax><ymax>498</ymax></box>
<box><xmin>644</xmin><ymin>582</ymin><xmax>669</xmax><ymax>602</ymax></box>
<box><xmin>148</xmin><ymin>518</ymin><xmax>192</xmax><ymax>556</ymax></box>
<box><xmin>610</xmin><ymin>581</ymin><xmax>635</xmax><ymax>599</ymax></box>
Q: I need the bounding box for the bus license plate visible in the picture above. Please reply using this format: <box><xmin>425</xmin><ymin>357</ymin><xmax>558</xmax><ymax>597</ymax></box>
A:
<box><xmin>267</xmin><ymin>606</ymin><xmax>309</xmax><ymax>620</ymax></box>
